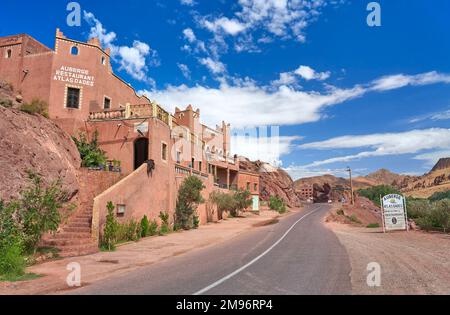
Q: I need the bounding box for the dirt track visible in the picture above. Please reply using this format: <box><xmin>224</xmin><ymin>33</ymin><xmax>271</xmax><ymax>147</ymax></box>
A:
<box><xmin>328</xmin><ymin>223</ymin><xmax>450</xmax><ymax>295</ymax></box>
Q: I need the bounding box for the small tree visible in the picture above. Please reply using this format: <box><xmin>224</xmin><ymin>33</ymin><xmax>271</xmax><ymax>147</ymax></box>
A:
<box><xmin>140</xmin><ymin>215</ymin><xmax>150</xmax><ymax>237</ymax></box>
<box><xmin>232</xmin><ymin>189</ymin><xmax>252</xmax><ymax>217</ymax></box>
<box><xmin>102</xmin><ymin>202</ymin><xmax>118</xmax><ymax>251</ymax></box>
<box><xmin>17</xmin><ymin>172</ymin><xmax>65</xmax><ymax>253</ymax></box>
<box><xmin>72</xmin><ymin>131</ymin><xmax>107</xmax><ymax>168</ymax></box>
<box><xmin>159</xmin><ymin>211</ymin><xmax>171</xmax><ymax>235</ymax></box>
<box><xmin>175</xmin><ymin>177</ymin><xmax>205</xmax><ymax>230</ymax></box>
<box><xmin>269</xmin><ymin>196</ymin><xmax>287</xmax><ymax>214</ymax></box>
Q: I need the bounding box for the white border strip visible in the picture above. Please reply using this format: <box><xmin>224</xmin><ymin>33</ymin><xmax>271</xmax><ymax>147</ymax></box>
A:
<box><xmin>193</xmin><ymin>205</ymin><xmax>322</xmax><ymax>295</ymax></box>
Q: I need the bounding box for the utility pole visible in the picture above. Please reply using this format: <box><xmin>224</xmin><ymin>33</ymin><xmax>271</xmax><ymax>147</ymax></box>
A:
<box><xmin>347</xmin><ymin>167</ymin><xmax>354</xmax><ymax>205</ymax></box>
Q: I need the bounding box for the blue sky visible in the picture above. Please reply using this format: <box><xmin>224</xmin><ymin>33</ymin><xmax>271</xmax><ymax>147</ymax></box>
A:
<box><xmin>1</xmin><ymin>0</ymin><xmax>450</xmax><ymax>179</ymax></box>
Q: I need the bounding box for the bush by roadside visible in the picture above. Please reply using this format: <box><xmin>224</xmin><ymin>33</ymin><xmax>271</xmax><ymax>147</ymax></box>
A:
<box><xmin>269</xmin><ymin>196</ymin><xmax>287</xmax><ymax>214</ymax></box>
<box><xmin>210</xmin><ymin>189</ymin><xmax>252</xmax><ymax>218</ymax></box>
<box><xmin>0</xmin><ymin>172</ymin><xmax>66</xmax><ymax>281</ymax></box>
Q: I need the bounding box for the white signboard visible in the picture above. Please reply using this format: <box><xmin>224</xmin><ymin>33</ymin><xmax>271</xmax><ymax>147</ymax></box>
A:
<box><xmin>134</xmin><ymin>122</ymin><xmax>149</xmax><ymax>134</ymax></box>
<box><xmin>53</xmin><ymin>66</ymin><xmax>95</xmax><ymax>87</ymax></box>
<box><xmin>381</xmin><ymin>194</ymin><xmax>408</xmax><ymax>232</ymax></box>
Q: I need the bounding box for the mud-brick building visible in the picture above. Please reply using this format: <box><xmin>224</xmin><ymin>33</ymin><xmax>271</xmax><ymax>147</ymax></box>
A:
<box><xmin>0</xmin><ymin>30</ymin><xmax>260</xmax><ymax>253</ymax></box>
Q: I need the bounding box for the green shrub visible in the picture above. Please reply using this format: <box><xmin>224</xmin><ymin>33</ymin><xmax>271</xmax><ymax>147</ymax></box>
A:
<box><xmin>19</xmin><ymin>99</ymin><xmax>49</xmax><ymax>118</ymax></box>
<box><xmin>102</xmin><ymin>202</ymin><xmax>118</xmax><ymax>251</ymax></box>
<box><xmin>358</xmin><ymin>185</ymin><xmax>401</xmax><ymax>207</ymax></box>
<box><xmin>124</xmin><ymin>220</ymin><xmax>141</xmax><ymax>242</ymax></box>
<box><xmin>336</xmin><ymin>209</ymin><xmax>345</xmax><ymax>216</ymax></box>
<box><xmin>0</xmin><ymin>202</ymin><xmax>26</xmax><ymax>279</ymax></box>
<box><xmin>429</xmin><ymin>190</ymin><xmax>450</xmax><ymax>202</ymax></box>
<box><xmin>269</xmin><ymin>196</ymin><xmax>287</xmax><ymax>214</ymax></box>
<box><xmin>140</xmin><ymin>215</ymin><xmax>150</xmax><ymax>238</ymax></box>
<box><xmin>149</xmin><ymin>219</ymin><xmax>159</xmax><ymax>236</ymax></box>
<box><xmin>367</xmin><ymin>223</ymin><xmax>380</xmax><ymax>228</ymax></box>
<box><xmin>0</xmin><ymin>240</ymin><xmax>26</xmax><ymax>280</ymax></box>
<box><xmin>193</xmin><ymin>215</ymin><xmax>200</xmax><ymax>229</ymax></box>
<box><xmin>72</xmin><ymin>131</ymin><xmax>107</xmax><ymax>168</ymax></box>
<box><xmin>406</xmin><ymin>199</ymin><xmax>432</xmax><ymax>219</ymax></box>
<box><xmin>175</xmin><ymin>176</ymin><xmax>205</xmax><ymax>230</ymax></box>
<box><xmin>430</xmin><ymin>200</ymin><xmax>450</xmax><ymax>233</ymax></box>
<box><xmin>232</xmin><ymin>189</ymin><xmax>252</xmax><ymax>217</ymax></box>
<box><xmin>210</xmin><ymin>191</ymin><xmax>235</xmax><ymax>218</ymax></box>
<box><xmin>17</xmin><ymin>172</ymin><xmax>65</xmax><ymax>253</ymax></box>
<box><xmin>159</xmin><ymin>211</ymin><xmax>171</xmax><ymax>235</ymax></box>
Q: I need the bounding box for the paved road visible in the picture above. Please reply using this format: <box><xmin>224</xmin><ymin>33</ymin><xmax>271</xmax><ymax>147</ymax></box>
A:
<box><xmin>70</xmin><ymin>204</ymin><xmax>352</xmax><ymax>295</ymax></box>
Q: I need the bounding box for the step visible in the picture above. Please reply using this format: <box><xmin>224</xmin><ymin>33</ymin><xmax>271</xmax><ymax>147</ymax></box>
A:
<box><xmin>69</xmin><ymin>218</ymin><xmax>91</xmax><ymax>225</ymax></box>
<box><xmin>52</xmin><ymin>232</ymin><xmax>92</xmax><ymax>239</ymax></box>
<box><xmin>59</xmin><ymin>244</ymin><xmax>99</xmax><ymax>258</ymax></box>
<box><xmin>68</xmin><ymin>222</ymin><xmax>91</xmax><ymax>228</ymax></box>
<box><xmin>64</xmin><ymin>227</ymin><xmax>91</xmax><ymax>233</ymax></box>
<box><xmin>44</xmin><ymin>238</ymin><xmax>94</xmax><ymax>247</ymax></box>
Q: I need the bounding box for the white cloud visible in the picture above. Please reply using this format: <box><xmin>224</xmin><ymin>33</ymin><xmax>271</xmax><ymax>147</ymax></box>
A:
<box><xmin>84</xmin><ymin>11</ymin><xmax>157</xmax><ymax>83</ymax></box>
<box><xmin>232</xmin><ymin>135</ymin><xmax>301</xmax><ymax>166</ymax></box>
<box><xmin>180</xmin><ymin>0</ymin><xmax>196</xmax><ymax>6</ymax></box>
<box><xmin>371</xmin><ymin>71</ymin><xmax>450</xmax><ymax>92</ymax></box>
<box><xmin>202</xmin><ymin>17</ymin><xmax>248</xmax><ymax>36</ymax></box>
<box><xmin>271</xmin><ymin>72</ymin><xmax>298</xmax><ymax>86</ymax></box>
<box><xmin>199</xmin><ymin>57</ymin><xmax>226</xmax><ymax>74</ymax></box>
<box><xmin>299</xmin><ymin>128</ymin><xmax>450</xmax><ymax>168</ymax></box>
<box><xmin>177</xmin><ymin>63</ymin><xmax>191</xmax><ymax>79</ymax></box>
<box><xmin>295</xmin><ymin>65</ymin><xmax>330</xmax><ymax>81</ymax></box>
<box><xmin>183</xmin><ymin>28</ymin><xmax>196</xmax><ymax>43</ymax></box>
<box><xmin>140</xmin><ymin>71</ymin><xmax>450</xmax><ymax>129</ymax></box>
<box><xmin>410</xmin><ymin>109</ymin><xmax>450</xmax><ymax>123</ymax></box>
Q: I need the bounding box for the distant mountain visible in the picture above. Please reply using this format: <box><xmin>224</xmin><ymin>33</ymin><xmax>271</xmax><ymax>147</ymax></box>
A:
<box><xmin>431</xmin><ymin>158</ymin><xmax>450</xmax><ymax>173</ymax></box>
<box><xmin>363</xmin><ymin>169</ymin><xmax>407</xmax><ymax>187</ymax></box>
<box><xmin>294</xmin><ymin>174</ymin><xmax>373</xmax><ymax>191</ymax></box>
<box><xmin>403</xmin><ymin>157</ymin><xmax>450</xmax><ymax>198</ymax></box>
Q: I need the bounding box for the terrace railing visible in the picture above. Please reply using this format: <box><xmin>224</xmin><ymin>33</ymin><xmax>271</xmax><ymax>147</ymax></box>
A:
<box><xmin>89</xmin><ymin>103</ymin><xmax>171</xmax><ymax>126</ymax></box>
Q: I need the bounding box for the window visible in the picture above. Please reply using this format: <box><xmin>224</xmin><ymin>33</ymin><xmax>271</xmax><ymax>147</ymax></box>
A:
<box><xmin>70</xmin><ymin>46</ymin><xmax>79</xmax><ymax>55</ymax></box>
<box><xmin>5</xmin><ymin>49</ymin><xmax>12</xmax><ymax>59</ymax></box>
<box><xmin>117</xmin><ymin>204</ymin><xmax>126</xmax><ymax>217</ymax></box>
<box><xmin>254</xmin><ymin>183</ymin><xmax>258</xmax><ymax>192</ymax></box>
<box><xmin>176</xmin><ymin>151</ymin><xmax>181</xmax><ymax>164</ymax></box>
<box><xmin>247</xmin><ymin>182</ymin><xmax>251</xmax><ymax>191</ymax></box>
<box><xmin>191</xmin><ymin>158</ymin><xmax>195</xmax><ymax>169</ymax></box>
<box><xmin>198</xmin><ymin>161</ymin><xmax>202</xmax><ymax>172</ymax></box>
<box><xmin>66</xmin><ymin>87</ymin><xmax>80</xmax><ymax>109</ymax></box>
<box><xmin>162</xmin><ymin>143</ymin><xmax>168</xmax><ymax>162</ymax></box>
<box><xmin>104</xmin><ymin>97</ymin><xmax>111</xmax><ymax>110</ymax></box>
<box><xmin>101</xmin><ymin>56</ymin><xmax>106</xmax><ymax>65</ymax></box>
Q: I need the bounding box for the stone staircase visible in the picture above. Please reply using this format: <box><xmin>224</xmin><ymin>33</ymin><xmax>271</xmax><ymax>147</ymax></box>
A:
<box><xmin>42</xmin><ymin>169</ymin><xmax>123</xmax><ymax>258</ymax></box>
<box><xmin>43</xmin><ymin>210</ymin><xmax>99</xmax><ymax>257</ymax></box>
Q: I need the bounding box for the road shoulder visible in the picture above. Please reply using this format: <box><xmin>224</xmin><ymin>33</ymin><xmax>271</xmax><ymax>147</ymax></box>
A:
<box><xmin>327</xmin><ymin>221</ymin><xmax>450</xmax><ymax>295</ymax></box>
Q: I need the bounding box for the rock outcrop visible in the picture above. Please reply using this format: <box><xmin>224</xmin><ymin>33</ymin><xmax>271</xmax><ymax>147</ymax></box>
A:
<box><xmin>0</xmin><ymin>106</ymin><xmax>81</xmax><ymax>201</ymax></box>
<box><xmin>239</xmin><ymin>158</ymin><xmax>301</xmax><ymax>208</ymax></box>
<box><xmin>431</xmin><ymin>158</ymin><xmax>450</xmax><ymax>173</ymax></box>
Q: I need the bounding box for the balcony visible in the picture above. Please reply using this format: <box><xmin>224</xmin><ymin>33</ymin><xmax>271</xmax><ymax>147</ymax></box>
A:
<box><xmin>89</xmin><ymin>103</ymin><xmax>170</xmax><ymax>125</ymax></box>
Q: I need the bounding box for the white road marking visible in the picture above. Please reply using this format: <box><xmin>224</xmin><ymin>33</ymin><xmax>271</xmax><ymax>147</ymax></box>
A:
<box><xmin>193</xmin><ymin>205</ymin><xmax>323</xmax><ymax>295</ymax></box>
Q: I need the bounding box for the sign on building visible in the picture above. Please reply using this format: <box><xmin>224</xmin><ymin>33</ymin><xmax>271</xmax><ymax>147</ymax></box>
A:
<box><xmin>134</xmin><ymin>122</ymin><xmax>149</xmax><ymax>135</ymax></box>
<box><xmin>381</xmin><ymin>194</ymin><xmax>408</xmax><ymax>232</ymax></box>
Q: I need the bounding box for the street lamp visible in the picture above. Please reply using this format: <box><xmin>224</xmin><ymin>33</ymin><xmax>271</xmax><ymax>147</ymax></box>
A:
<box><xmin>347</xmin><ymin>167</ymin><xmax>355</xmax><ymax>205</ymax></box>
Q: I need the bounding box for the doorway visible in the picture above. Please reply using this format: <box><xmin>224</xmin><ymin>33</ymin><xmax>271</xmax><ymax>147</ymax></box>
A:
<box><xmin>134</xmin><ymin>138</ymin><xmax>149</xmax><ymax>170</ymax></box>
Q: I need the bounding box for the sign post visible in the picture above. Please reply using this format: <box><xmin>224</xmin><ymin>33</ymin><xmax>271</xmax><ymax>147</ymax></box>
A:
<box><xmin>381</xmin><ymin>194</ymin><xmax>408</xmax><ymax>232</ymax></box>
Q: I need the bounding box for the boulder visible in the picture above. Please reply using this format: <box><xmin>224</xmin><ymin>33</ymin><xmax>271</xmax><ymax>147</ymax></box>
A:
<box><xmin>239</xmin><ymin>158</ymin><xmax>301</xmax><ymax>208</ymax></box>
<box><xmin>0</xmin><ymin>106</ymin><xmax>81</xmax><ymax>201</ymax></box>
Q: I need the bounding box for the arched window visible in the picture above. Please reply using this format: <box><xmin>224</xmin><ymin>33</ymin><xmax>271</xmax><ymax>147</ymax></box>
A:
<box><xmin>5</xmin><ymin>49</ymin><xmax>12</xmax><ymax>59</ymax></box>
<box><xmin>101</xmin><ymin>56</ymin><xmax>106</xmax><ymax>65</ymax></box>
<box><xmin>70</xmin><ymin>46</ymin><xmax>79</xmax><ymax>56</ymax></box>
